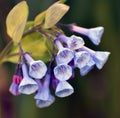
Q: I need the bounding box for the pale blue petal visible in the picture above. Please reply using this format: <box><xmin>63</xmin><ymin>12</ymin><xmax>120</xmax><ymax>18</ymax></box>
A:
<box><xmin>80</xmin><ymin>58</ymin><xmax>95</xmax><ymax>76</ymax></box>
<box><xmin>36</xmin><ymin>95</ymin><xmax>55</xmax><ymax>108</ymax></box>
<box><xmin>56</xmin><ymin>48</ymin><xmax>74</xmax><ymax>64</ymax></box>
<box><xmin>19</xmin><ymin>77</ymin><xmax>38</xmax><ymax>95</ymax></box>
<box><xmin>88</xmin><ymin>27</ymin><xmax>104</xmax><ymax>45</ymax></box>
<box><xmin>74</xmin><ymin>51</ymin><xmax>91</xmax><ymax>69</ymax></box>
<box><xmin>54</xmin><ymin>64</ymin><xmax>72</xmax><ymax>81</ymax></box>
<box><xmin>68</xmin><ymin>35</ymin><xmax>85</xmax><ymax>50</ymax></box>
<box><xmin>34</xmin><ymin>87</ymin><xmax>49</xmax><ymax>101</ymax></box>
<box><xmin>29</xmin><ymin>60</ymin><xmax>47</xmax><ymax>79</ymax></box>
<box><xmin>93</xmin><ymin>51</ymin><xmax>110</xmax><ymax>69</ymax></box>
<box><xmin>55</xmin><ymin>81</ymin><xmax>74</xmax><ymax>97</ymax></box>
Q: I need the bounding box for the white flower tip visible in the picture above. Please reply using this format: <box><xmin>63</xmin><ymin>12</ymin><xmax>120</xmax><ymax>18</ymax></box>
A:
<box><xmin>18</xmin><ymin>77</ymin><xmax>38</xmax><ymax>95</ymax></box>
<box><xmin>88</xmin><ymin>26</ymin><xmax>104</xmax><ymax>45</ymax></box>
<box><xmin>36</xmin><ymin>95</ymin><xmax>55</xmax><ymax>108</ymax></box>
<box><xmin>94</xmin><ymin>51</ymin><xmax>110</xmax><ymax>69</ymax></box>
<box><xmin>55</xmin><ymin>81</ymin><xmax>74</xmax><ymax>98</ymax></box>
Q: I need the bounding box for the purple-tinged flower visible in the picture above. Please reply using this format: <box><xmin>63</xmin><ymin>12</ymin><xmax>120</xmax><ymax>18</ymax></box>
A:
<box><xmin>79</xmin><ymin>46</ymin><xmax>110</xmax><ymax>69</ymax></box>
<box><xmin>9</xmin><ymin>64</ymin><xmax>23</xmax><ymax>96</ymax></box>
<box><xmin>34</xmin><ymin>74</ymin><xmax>55</xmax><ymax>108</ymax></box>
<box><xmin>80</xmin><ymin>58</ymin><xmax>95</xmax><ymax>76</ymax></box>
<box><xmin>54</xmin><ymin>64</ymin><xmax>72</xmax><ymax>81</ymax></box>
<box><xmin>55</xmin><ymin>40</ymin><xmax>74</xmax><ymax>64</ymax></box>
<box><xmin>24</xmin><ymin>53</ymin><xmax>47</xmax><ymax>79</ymax></box>
<box><xmin>70</xmin><ymin>25</ymin><xmax>104</xmax><ymax>45</ymax></box>
<box><xmin>19</xmin><ymin>62</ymin><xmax>38</xmax><ymax>95</ymax></box>
<box><xmin>55</xmin><ymin>81</ymin><xmax>74</xmax><ymax>98</ymax></box>
<box><xmin>9</xmin><ymin>83</ymin><xmax>20</xmax><ymax>96</ymax></box>
<box><xmin>58</xmin><ymin>34</ymin><xmax>84</xmax><ymax>50</ymax></box>
<box><xmin>74</xmin><ymin>51</ymin><xmax>91</xmax><ymax>69</ymax></box>
<box><xmin>36</xmin><ymin>95</ymin><xmax>55</xmax><ymax>108</ymax></box>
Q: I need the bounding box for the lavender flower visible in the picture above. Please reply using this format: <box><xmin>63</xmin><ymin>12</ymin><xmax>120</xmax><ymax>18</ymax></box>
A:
<box><xmin>24</xmin><ymin>53</ymin><xmax>47</xmax><ymax>79</ymax></box>
<box><xmin>9</xmin><ymin>64</ymin><xmax>23</xmax><ymax>96</ymax></box>
<box><xmin>54</xmin><ymin>64</ymin><xmax>72</xmax><ymax>81</ymax></box>
<box><xmin>93</xmin><ymin>51</ymin><xmax>110</xmax><ymax>69</ymax></box>
<box><xmin>34</xmin><ymin>74</ymin><xmax>55</xmax><ymax>108</ymax></box>
<box><xmin>74</xmin><ymin>51</ymin><xmax>91</xmax><ymax>69</ymax></box>
<box><xmin>58</xmin><ymin>34</ymin><xmax>84</xmax><ymax>50</ymax></box>
<box><xmin>55</xmin><ymin>40</ymin><xmax>74</xmax><ymax>64</ymax></box>
<box><xmin>55</xmin><ymin>81</ymin><xmax>74</xmax><ymax>97</ymax></box>
<box><xmin>80</xmin><ymin>58</ymin><xmax>95</xmax><ymax>76</ymax></box>
<box><xmin>79</xmin><ymin>46</ymin><xmax>110</xmax><ymax>69</ymax></box>
<box><xmin>36</xmin><ymin>95</ymin><xmax>55</xmax><ymax>108</ymax></box>
<box><xmin>18</xmin><ymin>62</ymin><xmax>38</xmax><ymax>95</ymax></box>
<box><xmin>70</xmin><ymin>25</ymin><xmax>104</xmax><ymax>45</ymax></box>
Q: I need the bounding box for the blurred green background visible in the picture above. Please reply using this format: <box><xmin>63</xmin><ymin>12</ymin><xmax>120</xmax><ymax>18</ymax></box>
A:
<box><xmin>0</xmin><ymin>0</ymin><xmax>120</xmax><ymax>118</ymax></box>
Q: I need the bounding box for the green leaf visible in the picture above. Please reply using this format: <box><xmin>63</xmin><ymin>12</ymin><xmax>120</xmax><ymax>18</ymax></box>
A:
<box><xmin>44</xmin><ymin>2</ymin><xmax>69</xmax><ymax>29</ymax></box>
<box><xmin>4</xmin><ymin>32</ymin><xmax>52</xmax><ymax>63</ymax></box>
<box><xmin>59</xmin><ymin>0</ymin><xmax>67</xmax><ymax>3</ymax></box>
<box><xmin>24</xmin><ymin>21</ymin><xmax>34</xmax><ymax>32</ymax></box>
<box><xmin>34</xmin><ymin>11</ymin><xmax>46</xmax><ymax>26</ymax></box>
<box><xmin>6</xmin><ymin>1</ymin><xmax>28</xmax><ymax>44</ymax></box>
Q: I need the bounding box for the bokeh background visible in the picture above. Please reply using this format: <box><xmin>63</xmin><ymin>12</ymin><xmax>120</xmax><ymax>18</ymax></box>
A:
<box><xmin>0</xmin><ymin>0</ymin><xmax>120</xmax><ymax>118</ymax></box>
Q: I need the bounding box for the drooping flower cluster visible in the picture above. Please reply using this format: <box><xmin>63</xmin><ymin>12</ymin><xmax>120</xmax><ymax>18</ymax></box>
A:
<box><xmin>9</xmin><ymin>24</ymin><xmax>110</xmax><ymax>108</ymax></box>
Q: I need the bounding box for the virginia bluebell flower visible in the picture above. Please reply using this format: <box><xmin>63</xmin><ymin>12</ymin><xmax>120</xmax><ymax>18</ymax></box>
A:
<box><xmin>9</xmin><ymin>64</ymin><xmax>23</xmax><ymax>96</ymax></box>
<box><xmin>36</xmin><ymin>95</ymin><xmax>55</xmax><ymax>108</ymax></box>
<box><xmin>74</xmin><ymin>51</ymin><xmax>91</xmax><ymax>69</ymax></box>
<box><xmin>54</xmin><ymin>64</ymin><xmax>72</xmax><ymax>81</ymax></box>
<box><xmin>55</xmin><ymin>40</ymin><xmax>74</xmax><ymax>64</ymax></box>
<box><xmin>24</xmin><ymin>53</ymin><xmax>47</xmax><ymax>79</ymax></box>
<box><xmin>57</xmin><ymin>34</ymin><xmax>84</xmax><ymax>50</ymax></box>
<box><xmin>79</xmin><ymin>46</ymin><xmax>110</xmax><ymax>69</ymax></box>
<box><xmin>55</xmin><ymin>81</ymin><xmax>74</xmax><ymax>97</ymax></box>
<box><xmin>18</xmin><ymin>62</ymin><xmax>38</xmax><ymax>95</ymax></box>
<box><xmin>70</xmin><ymin>24</ymin><xmax>104</xmax><ymax>45</ymax></box>
<box><xmin>34</xmin><ymin>74</ymin><xmax>55</xmax><ymax>108</ymax></box>
<box><xmin>80</xmin><ymin>58</ymin><xmax>95</xmax><ymax>76</ymax></box>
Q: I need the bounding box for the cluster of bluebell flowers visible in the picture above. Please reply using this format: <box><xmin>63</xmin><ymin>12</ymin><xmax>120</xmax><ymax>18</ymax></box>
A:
<box><xmin>9</xmin><ymin>24</ymin><xmax>110</xmax><ymax>108</ymax></box>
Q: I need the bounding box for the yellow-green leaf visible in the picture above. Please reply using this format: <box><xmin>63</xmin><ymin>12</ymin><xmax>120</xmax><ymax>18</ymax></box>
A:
<box><xmin>6</xmin><ymin>1</ymin><xmax>28</xmax><ymax>44</ymax></box>
<box><xmin>44</xmin><ymin>2</ymin><xmax>69</xmax><ymax>29</ymax></box>
<box><xmin>4</xmin><ymin>32</ymin><xmax>52</xmax><ymax>63</ymax></box>
<box><xmin>34</xmin><ymin>11</ymin><xmax>46</xmax><ymax>26</ymax></box>
<box><xmin>24</xmin><ymin>21</ymin><xmax>34</xmax><ymax>31</ymax></box>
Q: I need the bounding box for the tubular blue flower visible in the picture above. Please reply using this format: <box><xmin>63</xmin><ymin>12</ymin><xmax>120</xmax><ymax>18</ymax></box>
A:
<box><xmin>9</xmin><ymin>64</ymin><xmax>23</xmax><ymax>96</ymax></box>
<box><xmin>55</xmin><ymin>81</ymin><xmax>74</xmax><ymax>98</ymax></box>
<box><xmin>55</xmin><ymin>40</ymin><xmax>74</xmax><ymax>64</ymax></box>
<box><xmin>18</xmin><ymin>62</ymin><xmax>38</xmax><ymax>95</ymax></box>
<box><xmin>80</xmin><ymin>58</ymin><xmax>95</xmax><ymax>76</ymax></box>
<box><xmin>70</xmin><ymin>25</ymin><xmax>104</xmax><ymax>45</ymax></box>
<box><xmin>93</xmin><ymin>51</ymin><xmax>110</xmax><ymax>69</ymax></box>
<box><xmin>34</xmin><ymin>74</ymin><xmax>55</xmax><ymax>108</ymax></box>
<box><xmin>54</xmin><ymin>64</ymin><xmax>72</xmax><ymax>81</ymax></box>
<box><xmin>74</xmin><ymin>51</ymin><xmax>91</xmax><ymax>69</ymax></box>
<box><xmin>36</xmin><ymin>95</ymin><xmax>55</xmax><ymax>108</ymax></box>
<box><xmin>58</xmin><ymin>34</ymin><xmax>84</xmax><ymax>50</ymax></box>
<box><xmin>79</xmin><ymin>46</ymin><xmax>110</xmax><ymax>69</ymax></box>
<box><xmin>24</xmin><ymin>53</ymin><xmax>47</xmax><ymax>79</ymax></box>
<box><xmin>9</xmin><ymin>83</ymin><xmax>20</xmax><ymax>96</ymax></box>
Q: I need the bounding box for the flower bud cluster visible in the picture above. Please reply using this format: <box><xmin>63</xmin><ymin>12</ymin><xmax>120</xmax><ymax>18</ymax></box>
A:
<box><xmin>9</xmin><ymin>24</ymin><xmax>110</xmax><ymax>108</ymax></box>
